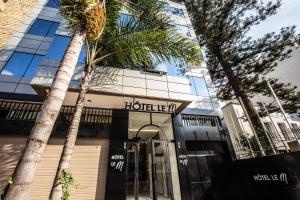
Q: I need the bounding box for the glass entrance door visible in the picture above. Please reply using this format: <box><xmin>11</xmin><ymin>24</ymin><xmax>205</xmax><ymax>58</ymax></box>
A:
<box><xmin>126</xmin><ymin>140</ymin><xmax>174</xmax><ymax>200</ymax></box>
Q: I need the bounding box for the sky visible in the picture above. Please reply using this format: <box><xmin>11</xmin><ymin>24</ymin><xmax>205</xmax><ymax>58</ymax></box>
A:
<box><xmin>248</xmin><ymin>0</ymin><xmax>300</xmax><ymax>38</ymax></box>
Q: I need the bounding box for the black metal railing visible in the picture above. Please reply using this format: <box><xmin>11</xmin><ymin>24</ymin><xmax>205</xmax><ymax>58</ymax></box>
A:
<box><xmin>0</xmin><ymin>100</ymin><xmax>112</xmax><ymax>125</ymax></box>
<box><xmin>181</xmin><ymin>114</ymin><xmax>221</xmax><ymax>127</ymax></box>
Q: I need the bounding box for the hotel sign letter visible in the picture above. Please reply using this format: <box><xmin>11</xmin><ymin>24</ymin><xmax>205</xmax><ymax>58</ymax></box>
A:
<box><xmin>124</xmin><ymin>100</ymin><xmax>176</xmax><ymax>113</ymax></box>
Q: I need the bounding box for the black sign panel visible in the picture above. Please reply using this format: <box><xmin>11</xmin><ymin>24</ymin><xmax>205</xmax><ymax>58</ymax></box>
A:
<box><xmin>108</xmin><ymin>150</ymin><xmax>126</xmax><ymax>174</ymax></box>
<box><xmin>249</xmin><ymin>168</ymin><xmax>298</xmax><ymax>186</ymax></box>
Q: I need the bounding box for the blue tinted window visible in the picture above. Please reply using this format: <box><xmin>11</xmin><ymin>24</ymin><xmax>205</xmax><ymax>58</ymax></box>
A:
<box><xmin>27</xmin><ymin>19</ymin><xmax>59</xmax><ymax>37</ymax></box>
<box><xmin>47</xmin><ymin>22</ymin><xmax>60</xmax><ymax>37</ymax></box>
<box><xmin>46</xmin><ymin>0</ymin><xmax>60</xmax><ymax>8</ymax></box>
<box><xmin>1</xmin><ymin>52</ymin><xmax>42</xmax><ymax>77</ymax></box>
<box><xmin>193</xmin><ymin>76</ymin><xmax>210</xmax><ymax>96</ymax></box>
<box><xmin>45</xmin><ymin>35</ymin><xmax>71</xmax><ymax>61</ymax></box>
<box><xmin>24</xmin><ymin>55</ymin><xmax>43</xmax><ymax>77</ymax></box>
<box><xmin>78</xmin><ymin>46</ymin><xmax>86</xmax><ymax>64</ymax></box>
<box><xmin>1</xmin><ymin>52</ymin><xmax>33</xmax><ymax>76</ymax></box>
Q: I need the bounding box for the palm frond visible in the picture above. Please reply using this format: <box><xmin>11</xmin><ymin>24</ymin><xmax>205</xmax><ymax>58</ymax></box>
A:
<box><xmin>94</xmin><ymin>30</ymin><xmax>201</xmax><ymax>68</ymax></box>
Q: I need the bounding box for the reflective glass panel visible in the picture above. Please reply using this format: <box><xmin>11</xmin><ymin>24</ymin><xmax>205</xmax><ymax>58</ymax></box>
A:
<box><xmin>78</xmin><ymin>46</ymin><xmax>86</xmax><ymax>64</ymax></box>
<box><xmin>1</xmin><ymin>52</ymin><xmax>33</xmax><ymax>76</ymax></box>
<box><xmin>155</xmin><ymin>58</ymin><xmax>186</xmax><ymax>77</ymax></box>
<box><xmin>45</xmin><ymin>35</ymin><xmax>71</xmax><ymax>61</ymax></box>
<box><xmin>164</xmin><ymin>5</ymin><xmax>184</xmax><ymax>17</ymax></box>
<box><xmin>187</xmin><ymin>76</ymin><xmax>197</xmax><ymax>96</ymax></box>
<box><xmin>193</xmin><ymin>76</ymin><xmax>210</xmax><ymax>96</ymax></box>
<box><xmin>46</xmin><ymin>22</ymin><xmax>60</xmax><ymax>38</ymax></box>
<box><xmin>46</xmin><ymin>0</ymin><xmax>60</xmax><ymax>8</ymax></box>
<box><xmin>23</xmin><ymin>55</ymin><xmax>43</xmax><ymax>77</ymax></box>
<box><xmin>27</xmin><ymin>19</ymin><xmax>53</xmax><ymax>37</ymax></box>
<box><xmin>175</xmin><ymin>24</ymin><xmax>191</xmax><ymax>37</ymax></box>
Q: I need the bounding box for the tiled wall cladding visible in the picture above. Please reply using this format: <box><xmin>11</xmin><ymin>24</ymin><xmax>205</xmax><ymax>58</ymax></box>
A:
<box><xmin>31</xmin><ymin>62</ymin><xmax>198</xmax><ymax>102</ymax></box>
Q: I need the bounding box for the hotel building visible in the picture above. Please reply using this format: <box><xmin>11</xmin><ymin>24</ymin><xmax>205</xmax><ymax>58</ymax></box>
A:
<box><xmin>0</xmin><ymin>0</ymin><xmax>233</xmax><ymax>199</ymax></box>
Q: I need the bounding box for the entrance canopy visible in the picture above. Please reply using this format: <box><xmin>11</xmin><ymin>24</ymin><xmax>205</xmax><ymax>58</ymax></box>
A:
<box><xmin>61</xmin><ymin>91</ymin><xmax>190</xmax><ymax>114</ymax></box>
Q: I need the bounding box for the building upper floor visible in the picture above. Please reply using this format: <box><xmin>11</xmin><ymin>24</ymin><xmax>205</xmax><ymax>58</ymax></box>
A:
<box><xmin>0</xmin><ymin>0</ymin><xmax>221</xmax><ymax>112</ymax></box>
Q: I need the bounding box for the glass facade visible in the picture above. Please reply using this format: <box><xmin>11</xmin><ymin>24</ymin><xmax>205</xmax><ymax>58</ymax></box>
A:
<box><xmin>1</xmin><ymin>52</ymin><xmax>42</xmax><ymax>77</ymax></box>
<box><xmin>46</xmin><ymin>0</ymin><xmax>60</xmax><ymax>8</ymax></box>
<box><xmin>27</xmin><ymin>19</ymin><xmax>59</xmax><ymax>37</ymax></box>
<box><xmin>187</xmin><ymin>76</ymin><xmax>210</xmax><ymax>97</ymax></box>
<box><xmin>164</xmin><ymin>5</ymin><xmax>185</xmax><ymax>17</ymax></box>
<box><xmin>45</xmin><ymin>35</ymin><xmax>71</xmax><ymax>61</ymax></box>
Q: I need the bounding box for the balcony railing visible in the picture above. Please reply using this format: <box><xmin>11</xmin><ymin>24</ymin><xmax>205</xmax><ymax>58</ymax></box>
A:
<box><xmin>181</xmin><ymin>114</ymin><xmax>221</xmax><ymax>127</ymax></box>
<box><xmin>0</xmin><ymin>99</ymin><xmax>112</xmax><ymax>125</ymax></box>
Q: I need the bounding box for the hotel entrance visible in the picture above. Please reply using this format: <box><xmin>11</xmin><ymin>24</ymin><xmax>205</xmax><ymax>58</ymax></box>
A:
<box><xmin>126</xmin><ymin>112</ymin><xmax>181</xmax><ymax>200</ymax></box>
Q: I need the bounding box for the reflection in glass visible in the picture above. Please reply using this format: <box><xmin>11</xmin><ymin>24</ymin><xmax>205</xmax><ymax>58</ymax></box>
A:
<box><xmin>23</xmin><ymin>55</ymin><xmax>43</xmax><ymax>77</ymax></box>
<box><xmin>127</xmin><ymin>112</ymin><xmax>180</xmax><ymax>199</ymax></box>
<box><xmin>45</xmin><ymin>35</ymin><xmax>71</xmax><ymax>61</ymax></box>
<box><xmin>1</xmin><ymin>52</ymin><xmax>43</xmax><ymax>78</ymax></box>
<box><xmin>187</xmin><ymin>76</ymin><xmax>210</xmax><ymax>97</ymax></box>
<box><xmin>164</xmin><ymin>5</ymin><xmax>184</xmax><ymax>17</ymax></box>
<box><xmin>174</xmin><ymin>24</ymin><xmax>191</xmax><ymax>37</ymax></box>
<box><xmin>27</xmin><ymin>19</ymin><xmax>59</xmax><ymax>37</ymax></box>
<box><xmin>155</xmin><ymin>58</ymin><xmax>186</xmax><ymax>77</ymax></box>
<box><xmin>46</xmin><ymin>0</ymin><xmax>60</xmax><ymax>8</ymax></box>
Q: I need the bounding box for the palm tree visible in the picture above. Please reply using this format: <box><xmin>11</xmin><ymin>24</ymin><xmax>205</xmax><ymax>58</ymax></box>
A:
<box><xmin>50</xmin><ymin>0</ymin><xmax>201</xmax><ymax>199</ymax></box>
<box><xmin>3</xmin><ymin>0</ymin><xmax>106</xmax><ymax>199</ymax></box>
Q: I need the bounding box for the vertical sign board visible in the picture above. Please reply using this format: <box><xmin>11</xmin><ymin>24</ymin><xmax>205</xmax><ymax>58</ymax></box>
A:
<box><xmin>105</xmin><ymin>109</ymin><xmax>128</xmax><ymax>200</ymax></box>
<box><xmin>172</xmin><ymin>114</ymin><xmax>192</xmax><ymax>200</ymax></box>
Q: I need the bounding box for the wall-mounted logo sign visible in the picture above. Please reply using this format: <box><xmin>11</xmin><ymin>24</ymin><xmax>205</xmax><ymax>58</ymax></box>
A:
<box><xmin>124</xmin><ymin>100</ymin><xmax>176</xmax><ymax>113</ymax></box>
<box><xmin>178</xmin><ymin>154</ymin><xmax>188</xmax><ymax>167</ymax></box>
<box><xmin>250</xmin><ymin>168</ymin><xmax>298</xmax><ymax>186</ymax></box>
<box><xmin>110</xmin><ymin>152</ymin><xmax>126</xmax><ymax>173</ymax></box>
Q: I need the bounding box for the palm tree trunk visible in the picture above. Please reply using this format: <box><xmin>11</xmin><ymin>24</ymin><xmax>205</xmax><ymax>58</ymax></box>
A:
<box><xmin>3</xmin><ymin>30</ymin><xmax>85</xmax><ymax>200</ymax></box>
<box><xmin>50</xmin><ymin>65</ymin><xmax>93</xmax><ymax>200</ymax></box>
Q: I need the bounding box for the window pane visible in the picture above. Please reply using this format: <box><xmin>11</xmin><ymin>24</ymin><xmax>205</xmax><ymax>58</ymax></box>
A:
<box><xmin>46</xmin><ymin>22</ymin><xmax>59</xmax><ymax>38</ymax></box>
<box><xmin>164</xmin><ymin>5</ymin><xmax>184</xmax><ymax>17</ymax></box>
<box><xmin>45</xmin><ymin>35</ymin><xmax>71</xmax><ymax>61</ymax></box>
<box><xmin>78</xmin><ymin>46</ymin><xmax>86</xmax><ymax>64</ymax></box>
<box><xmin>175</xmin><ymin>24</ymin><xmax>191</xmax><ymax>37</ymax></box>
<box><xmin>27</xmin><ymin>19</ymin><xmax>53</xmax><ymax>36</ymax></box>
<box><xmin>46</xmin><ymin>0</ymin><xmax>60</xmax><ymax>8</ymax></box>
<box><xmin>155</xmin><ymin>58</ymin><xmax>185</xmax><ymax>77</ymax></box>
<box><xmin>1</xmin><ymin>52</ymin><xmax>33</xmax><ymax>76</ymax></box>
<box><xmin>187</xmin><ymin>76</ymin><xmax>197</xmax><ymax>95</ymax></box>
<box><xmin>24</xmin><ymin>55</ymin><xmax>43</xmax><ymax>77</ymax></box>
<box><xmin>193</xmin><ymin>76</ymin><xmax>210</xmax><ymax>97</ymax></box>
